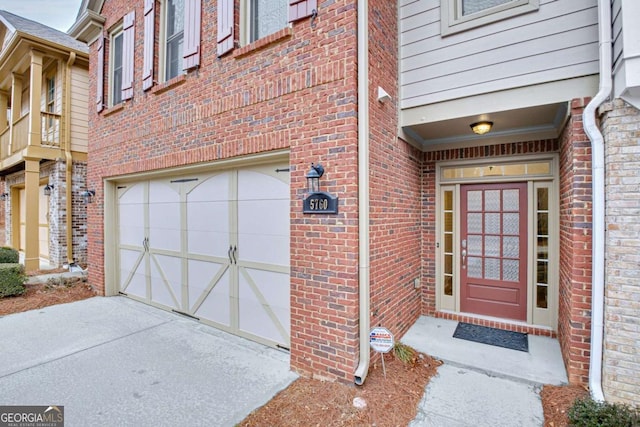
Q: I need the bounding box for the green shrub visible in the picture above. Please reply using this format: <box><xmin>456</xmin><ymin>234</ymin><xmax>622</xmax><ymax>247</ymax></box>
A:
<box><xmin>568</xmin><ymin>397</ymin><xmax>640</xmax><ymax>427</ymax></box>
<box><xmin>0</xmin><ymin>247</ymin><xmax>19</xmax><ymax>264</ymax></box>
<box><xmin>0</xmin><ymin>263</ymin><xmax>26</xmax><ymax>298</ymax></box>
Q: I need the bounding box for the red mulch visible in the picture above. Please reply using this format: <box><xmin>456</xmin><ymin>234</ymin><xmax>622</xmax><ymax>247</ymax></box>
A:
<box><xmin>239</xmin><ymin>351</ymin><xmax>442</xmax><ymax>427</ymax></box>
<box><xmin>541</xmin><ymin>384</ymin><xmax>589</xmax><ymax>427</ymax></box>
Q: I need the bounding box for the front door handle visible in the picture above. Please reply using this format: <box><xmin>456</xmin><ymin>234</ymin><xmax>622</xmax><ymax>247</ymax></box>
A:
<box><xmin>461</xmin><ymin>249</ymin><xmax>467</xmax><ymax>269</ymax></box>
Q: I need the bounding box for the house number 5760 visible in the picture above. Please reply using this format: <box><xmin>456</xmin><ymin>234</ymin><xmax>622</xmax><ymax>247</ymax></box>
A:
<box><xmin>309</xmin><ymin>198</ymin><xmax>329</xmax><ymax>210</ymax></box>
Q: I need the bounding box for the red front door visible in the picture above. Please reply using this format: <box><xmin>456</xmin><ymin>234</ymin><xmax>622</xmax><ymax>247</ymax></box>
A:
<box><xmin>460</xmin><ymin>183</ymin><xmax>528</xmax><ymax>321</ymax></box>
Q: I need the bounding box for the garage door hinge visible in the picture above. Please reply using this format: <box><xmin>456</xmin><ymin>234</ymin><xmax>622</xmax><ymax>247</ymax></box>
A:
<box><xmin>171</xmin><ymin>309</ymin><xmax>200</xmax><ymax>321</ymax></box>
<box><xmin>276</xmin><ymin>344</ymin><xmax>290</xmax><ymax>352</ymax></box>
<box><xmin>170</xmin><ymin>178</ymin><xmax>198</xmax><ymax>183</ymax></box>
<box><xmin>275</xmin><ymin>168</ymin><xmax>290</xmax><ymax>173</ymax></box>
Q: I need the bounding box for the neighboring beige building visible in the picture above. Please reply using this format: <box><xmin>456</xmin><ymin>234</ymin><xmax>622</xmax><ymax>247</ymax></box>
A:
<box><xmin>0</xmin><ymin>11</ymin><xmax>89</xmax><ymax>271</ymax></box>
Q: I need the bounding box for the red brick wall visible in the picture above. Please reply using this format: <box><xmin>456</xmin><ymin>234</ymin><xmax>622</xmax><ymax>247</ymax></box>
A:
<box><xmin>558</xmin><ymin>98</ymin><xmax>593</xmax><ymax>385</ymax></box>
<box><xmin>368</xmin><ymin>0</ymin><xmax>423</xmax><ymax>345</ymax></box>
<box><xmin>88</xmin><ymin>0</ymin><xmax>360</xmax><ymax>382</ymax></box>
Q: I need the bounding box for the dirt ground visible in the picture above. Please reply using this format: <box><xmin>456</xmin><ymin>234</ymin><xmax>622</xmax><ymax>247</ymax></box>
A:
<box><xmin>1</xmin><ymin>278</ymin><xmax>587</xmax><ymax>426</ymax></box>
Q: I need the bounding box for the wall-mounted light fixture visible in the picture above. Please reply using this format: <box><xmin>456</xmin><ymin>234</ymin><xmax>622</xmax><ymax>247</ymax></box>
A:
<box><xmin>0</xmin><ymin>193</ymin><xmax>8</xmax><ymax>201</ymax></box>
<box><xmin>306</xmin><ymin>163</ymin><xmax>325</xmax><ymax>193</ymax></box>
<box><xmin>303</xmin><ymin>163</ymin><xmax>338</xmax><ymax>214</ymax></box>
<box><xmin>44</xmin><ymin>184</ymin><xmax>54</xmax><ymax>196</ymax></box>
<box><xmin>81</xmin><ymin>190</ymin><xmax>95</xmax><ymax>204</ymax></box>
<box><xmin>470</xmin><ymin>121</ymin><xmax>493</xmax><ymax>135</ymax></box>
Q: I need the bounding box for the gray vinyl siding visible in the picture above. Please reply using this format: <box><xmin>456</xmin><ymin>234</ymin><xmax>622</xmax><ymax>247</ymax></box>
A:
<box><xmin>611</xmin><ymin>0</ymin><xmax>623</xmax><ymax>69</ymax></box>
<box><xmin>400</xmin><ymin>0</ymin><xmax>600</xmax><ymax>109</ymax></box>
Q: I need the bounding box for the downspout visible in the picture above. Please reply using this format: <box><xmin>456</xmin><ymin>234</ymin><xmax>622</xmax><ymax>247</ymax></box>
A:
<box><xmin>353</xmin><ymin>0</ymin><xmax>370</xmax><ymax>385</ymax></box>
<box><xmin>582</xmin><ymin>0</ymin><xmax>611</xmax><ymax>403</ymax></box>
<box><xmin>65</xmin><ymin>52</ymin><xmax>77</xmax><ymax>265</ymax></box>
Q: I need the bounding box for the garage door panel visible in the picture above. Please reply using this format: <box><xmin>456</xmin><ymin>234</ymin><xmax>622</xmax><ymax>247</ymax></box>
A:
<box><xmin>189</xmin><ymin>259</ymin><xmax>232</xmax><ymax>326</ymax></box>
<box><xmin>149</xmin><ymin>202</ymin><xmax>181</xmax><ymax>252</ymax></box>
<box><xmin>119</xmin><ymin>248</ymin><xmax>146</xmax><ymax>299</ymax></box>
<box><xmin>118</xmin><ymin>186</ymin><xmax>145</xmax><ymax>247</ymax></box>
<box><xmin>188</xmin><ymin>173</ymin><xmax>231</xmax><ymax>202</ymax></box>
<box><xmin>187</xmin><ymin>201</ymin><xmax>230</xmax><ymax>257</ymax></box>
<box><xmin>149</xmin><ymin>254</ymin><xmax>181</xmax><ymax>309</ymax></box>
<box><xmin>239</xmin><ymin>268</ymin><xmax>290</xmax><ymax>345</ymax></box>
<box><xmin>149</xmin><ymin>182</ymin><xmax>181</xmax><ymax>252</ymax></box>
<box><xmin>116</xmin><ymin>162</ymin><xmax>290</xmax><ymax>350</ymax></box>
<box><xmin>238</xmin><ymin>199</ymin><xmax>289</xmax><ymax>266</ymax></box>
<box><xmin>238</xmin><ymin>170</ymin><xmax>288</xmax><ymax>200</ymax></box>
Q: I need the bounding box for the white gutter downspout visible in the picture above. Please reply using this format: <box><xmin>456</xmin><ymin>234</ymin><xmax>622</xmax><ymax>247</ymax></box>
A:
<box><xmin>65</xmin><ymin>52</ymin><xmax>77</xmax><ymax>265</ymax></box>
<box><xmin>354</xmin><ymin>0</ymin><xmax>370</xmax><ymax>386</ymax></box>
<box><xmin>582</xmin><ymin>0</ymin><xmax>611</xmax><ymax>403</ymax></box>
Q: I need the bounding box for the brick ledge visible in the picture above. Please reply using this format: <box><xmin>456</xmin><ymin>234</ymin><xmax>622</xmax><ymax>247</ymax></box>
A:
<box><xmin>233</xmin><ymin>27</ymin><xmax>293</xmax><ymax>59</ymax></box>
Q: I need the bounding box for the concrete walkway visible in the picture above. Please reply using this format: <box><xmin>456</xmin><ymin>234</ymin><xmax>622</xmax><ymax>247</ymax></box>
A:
<box><xmin>404</xmin><ymin>316</ymin><xmax>568</xmax><ymax>427</ymax></box>
<box><xmin>0</xmin><ymin>297</ymin><xmax>297</xmax><ymax>427</ymax></box>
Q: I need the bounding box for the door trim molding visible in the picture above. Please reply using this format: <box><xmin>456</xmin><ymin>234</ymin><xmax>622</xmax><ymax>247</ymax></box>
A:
<box><xmin>434</xmin><ymin>153</ymin><xmax>559</xmax><ymax>330</ymax></box>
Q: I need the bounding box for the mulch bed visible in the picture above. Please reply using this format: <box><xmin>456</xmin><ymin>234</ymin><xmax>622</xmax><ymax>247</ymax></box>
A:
<box><xmin>239</xmin><ymin>352</ymin><xmax>442</xmax><ymax>427</ymax></box>
<box><xmin>541</xmin><ymin>384</ymin><xmax>589</xmax><ymax>427</ymax></box>
<box><xmin>0</xmin><ymin>277</ymin><xmax>96</xmax><ymax>316</ymax></box>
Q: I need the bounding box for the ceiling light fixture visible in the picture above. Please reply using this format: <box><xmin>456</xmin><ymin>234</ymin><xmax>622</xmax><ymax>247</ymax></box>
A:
<box><xmin>470</xmin><ymin>121</ymin><xmax>493</xmax><ymax>135</ymax></box>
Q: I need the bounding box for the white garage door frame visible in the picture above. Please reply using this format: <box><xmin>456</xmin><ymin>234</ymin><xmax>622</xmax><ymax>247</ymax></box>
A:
<box><xmin>103</xmin><ymin>152</ymin><xmax>291</xmax><ymax>349</ymax></box>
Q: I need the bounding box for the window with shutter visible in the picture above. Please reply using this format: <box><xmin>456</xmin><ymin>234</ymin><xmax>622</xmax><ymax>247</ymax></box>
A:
<box><xmin>217</xmin><ymin>0</ymin><xmax>233</xmax><ymax>56</ymax></box>
<box><xmin>143</xmin><ymin>0</ymin><xmax>155</xmax><ymax>90</ymax></box>
<box><xmin>245</xmin><ymin>0</ymin><xmax>287</xmax><ymax>43</ymax></box>
<box><xmin>96</xmin><ymin>35</ymin><xmax>105</xmax><ymax>112</ymax></box>
<box><xmin>109</xmin><ymin>28</ymin><xmax>124</xmax><ymax>106</ymax></box>
<box><xmin>163</xmin><ymin>0</ymin><xmax>185</xmax><ymax>81</ymax></box>
<box><xmin>288</xmin><ymin>0</ymin><xmax>317</xmax><ymax>23</ymax></box>
<box><xmin>122</xmin><ymin>11</ymin><xmax>135</xmax><ymax>100</ymax></box>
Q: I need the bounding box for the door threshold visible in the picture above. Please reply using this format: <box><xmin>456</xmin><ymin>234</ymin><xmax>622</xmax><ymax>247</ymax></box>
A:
<box><xmin>435</xmin><ymin>310</ymin><xmax>556</xmax><ymax>337</ymax></box>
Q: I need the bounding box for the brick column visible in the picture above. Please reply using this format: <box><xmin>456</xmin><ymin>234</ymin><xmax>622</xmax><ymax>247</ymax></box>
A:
<box><xmin>601</xmin><ymin>99</ymin><xmax>640</xmax><ymax>404</ymax></box>
<box><xmin>558</xmin><ymin>98</ymin><xmax>593</xmax><ymax>385</ymax></box>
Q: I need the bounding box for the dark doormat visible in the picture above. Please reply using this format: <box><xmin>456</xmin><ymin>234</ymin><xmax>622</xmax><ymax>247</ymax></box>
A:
<box><xmin>453</xmin><ymin>322</ymin><xmax>529</xmax><ymax>352</ymax></box>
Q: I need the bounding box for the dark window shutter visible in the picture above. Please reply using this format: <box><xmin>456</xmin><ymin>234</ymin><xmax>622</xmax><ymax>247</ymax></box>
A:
<box><xmin>289</xmin><ymin>0</ymin><xmax>317</xmax><ymax>23</ymax></box>
<box><xmin>183</xmin><ymin>0</ymin><xmax>201</xmax><ymax>70</ymax></box>
<box><xmin>122</xmin><ymin>10</ymin><xmax>135</xmax><ymax>100</ymax></box>
<box><xmin>96</xmin><ymin>35</ymin><xmax>105</xmax><ymax>112</ymax></box>
<box><xmin>217</xmin><ymin>0</ymin><xmax>233</xmax><ymax>57</ymax></box>
<box><xmin>143</xmin><ymin>0</ymin><xmax>155</xmax><ymax>90</ymax></box>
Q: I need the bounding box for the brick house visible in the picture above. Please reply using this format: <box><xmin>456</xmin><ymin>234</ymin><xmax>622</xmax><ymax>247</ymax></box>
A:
<box><xmin>71</xmin><ymin>0</ymin><xmax>639</xmax><ymax>403</ymax></box>
<box><xmin>0</xmin><ymin>11</ymin><xmax>90</xmax><ymax>271</ymax></box>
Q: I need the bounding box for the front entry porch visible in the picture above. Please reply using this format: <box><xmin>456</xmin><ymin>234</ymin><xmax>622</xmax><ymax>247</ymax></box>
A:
<box><xmin>402</xmin><ymin>316</ymin><xmax>568</xmax><ymax>386</ymax></box>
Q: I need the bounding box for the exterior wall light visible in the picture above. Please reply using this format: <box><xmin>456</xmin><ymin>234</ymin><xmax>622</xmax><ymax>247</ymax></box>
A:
<box><xmin>306</xmin><ymin>163</ymin><xmax>325</xmax><ymax>193</ymax></box>
<box><xmin>44</xmin><ymin>184</ymin><xmax>54</xmax><ymax>196</ymax></box>
<box><xmin>81</xmin><ymin>190</ymin><xmax>95</xmax><ymax>204</ymax></box>
<box><xmin>303</xmin><ymin>162</ymin><xmax>338</xmax><ymax>214</ymax></box>
<box><xmin>0</xmin><ymin>193</ymin><xmax>7</xmax><ymax>201</ymax></box>
<box><xmin>470</xmin><ymin>121</ymin><xmax>493</xmax><ymax>135</ymax></box>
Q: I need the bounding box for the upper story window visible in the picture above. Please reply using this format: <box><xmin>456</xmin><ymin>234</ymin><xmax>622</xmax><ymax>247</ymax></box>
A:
<box><xmin>46</xmin><ymin>77</ymin><xmax>55</xmax><ymax>113</ymax></box>
<box><xmin>110</xmin><ymin>28</ymin><xmax>124</xmax><ymax>106</ymax></box>
<box><xmin>441</xmin><ymin>0</ymin><xmax>539</xmax><ymax>36</ymax></box>
<box><xmin>163</xmin><ymin>0</ymin><xmax>185</xmax><ymax>81</ymax></box>
<box><xmin>247</xmin><ymin>0</ymin><xmax>288</xmax><ymax>43</ymax></box>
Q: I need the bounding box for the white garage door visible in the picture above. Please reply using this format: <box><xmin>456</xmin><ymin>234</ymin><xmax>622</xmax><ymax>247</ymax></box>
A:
<box><xmin>116</xmin><ymin>163</ymin><xmax>290</xmax><ymax>349</ymax></box>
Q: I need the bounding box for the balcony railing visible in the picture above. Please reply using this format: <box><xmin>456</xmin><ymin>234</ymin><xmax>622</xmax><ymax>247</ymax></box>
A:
<box><xmin>0</xmin><ymin>112</ymin><xmax>61</xmax><ymax>161</ymax></box>
<box><xmin>40</xmin><ymin>112</ymin><xmax>61</xmax><ymax>147</ymax></box>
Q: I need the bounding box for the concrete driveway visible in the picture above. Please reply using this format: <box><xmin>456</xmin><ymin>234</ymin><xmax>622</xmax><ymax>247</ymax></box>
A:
<box><xmin>0</xmin><ymin>296</ymin><xmax>297</xmax><ymax>426</ymax></box>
